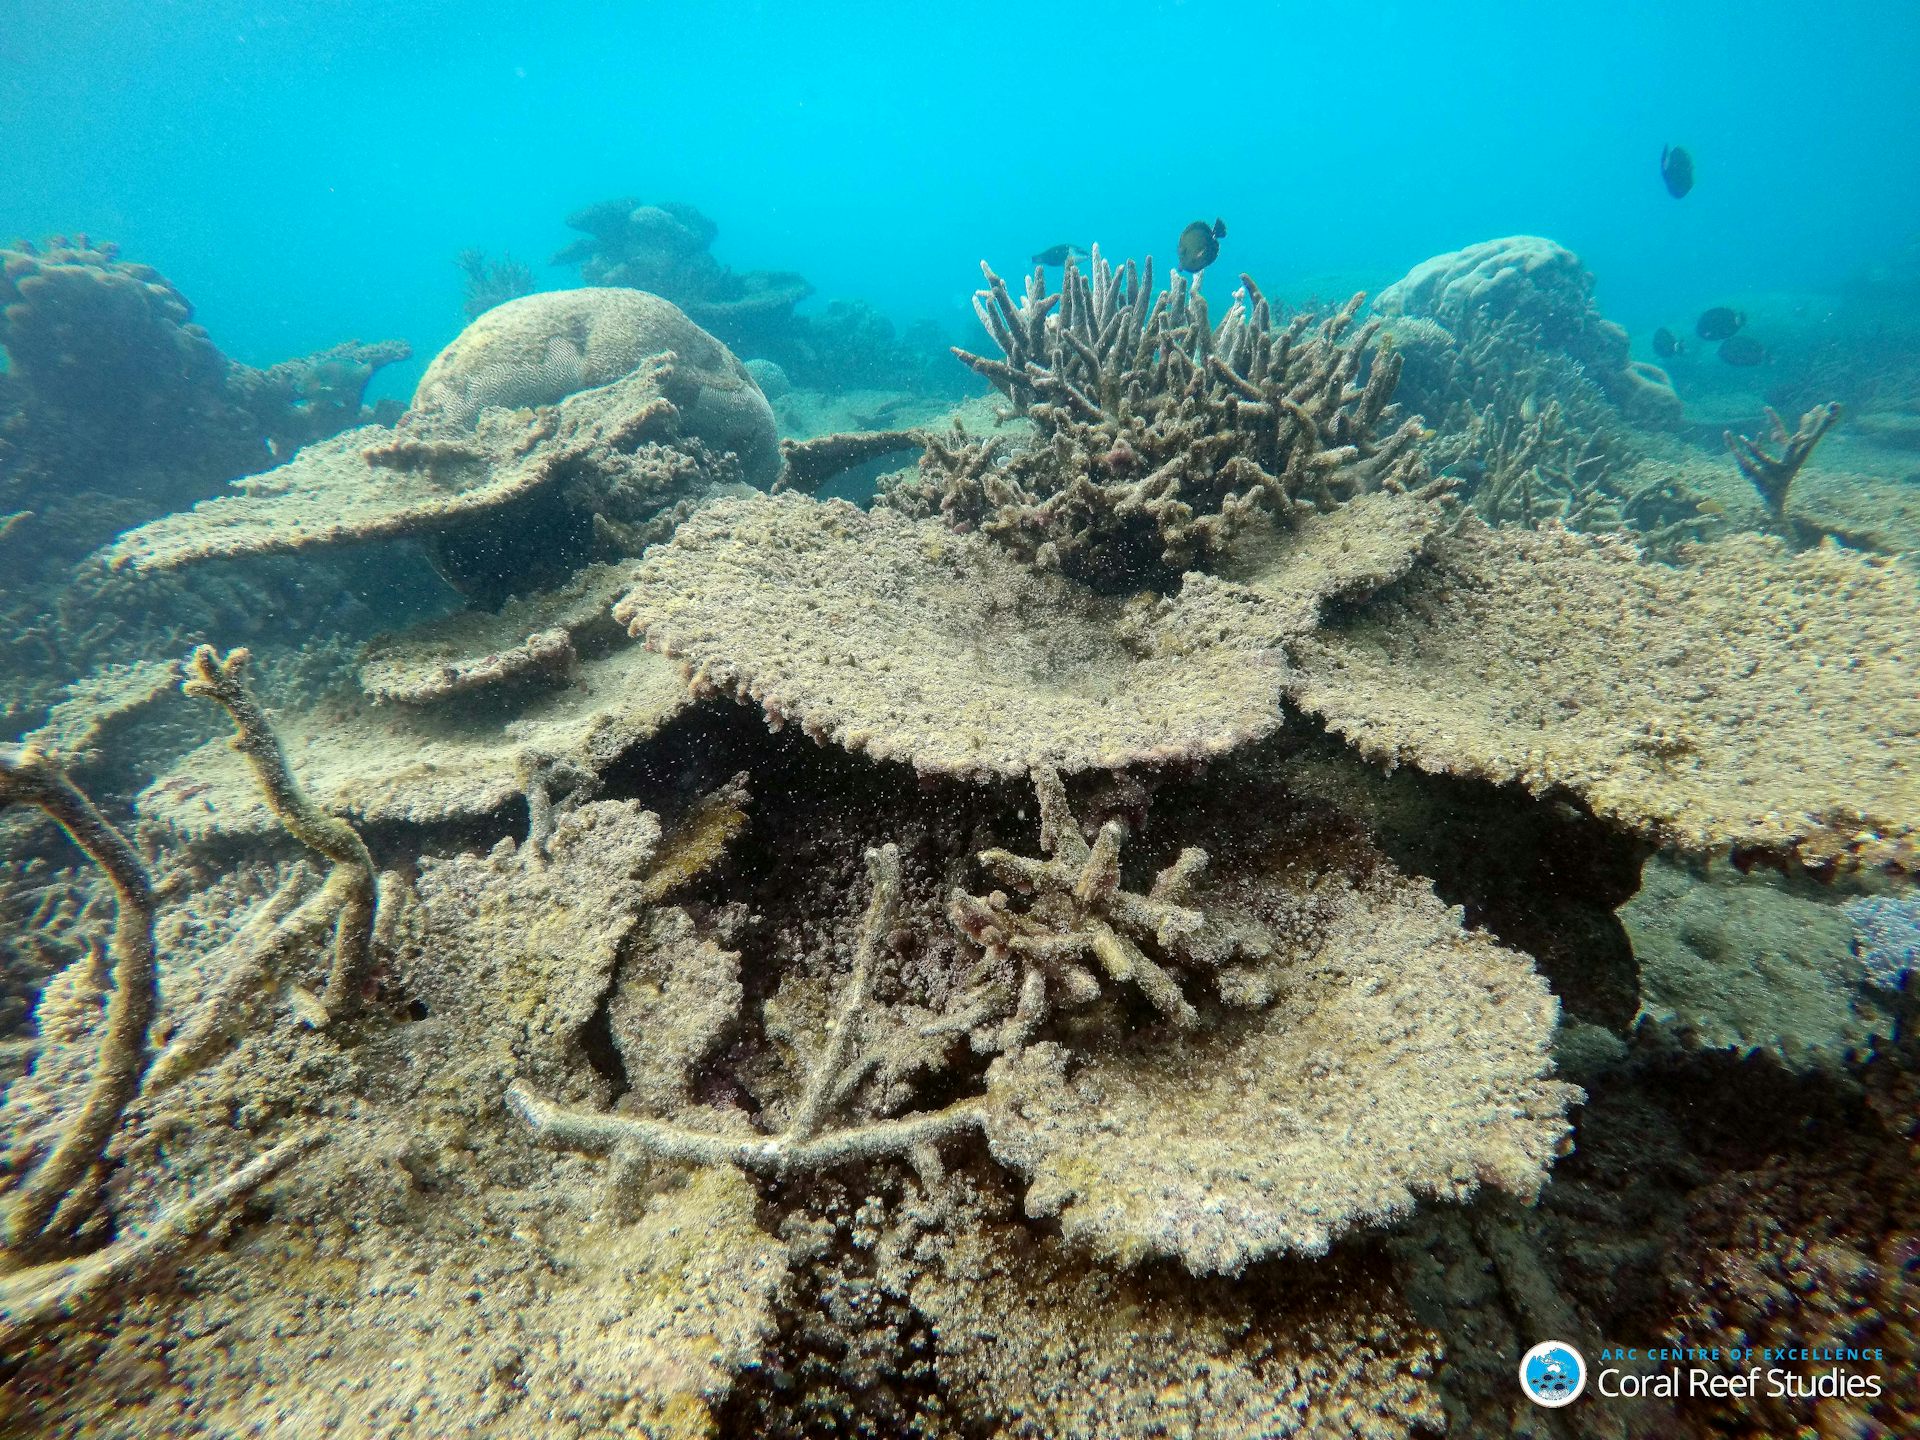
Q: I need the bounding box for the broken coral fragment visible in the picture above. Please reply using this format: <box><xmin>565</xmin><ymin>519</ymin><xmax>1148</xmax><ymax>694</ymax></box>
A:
<box><xmin>140</xmin><ymin>639</ymin><xmax>690</xmax><ymax>840</ymax></box>
<box><xmin>939</xmin><ymin>766</ymin><xmax>1269</xmax><ymax>1050</ymax></box>
<box><xmin>981</xmin><ymin>850</ymin><xmax>1577</xmax><ymax>1275</ymax></box>
<box><xmin>615</xmin><ymin>492</ymin><xmax>1429</xmax><ymax>778</ymax></box>
<box><xmin>1290</xmin><ymin>523</ymin><xmax>1920</xmax><ymax>870</ymax></box>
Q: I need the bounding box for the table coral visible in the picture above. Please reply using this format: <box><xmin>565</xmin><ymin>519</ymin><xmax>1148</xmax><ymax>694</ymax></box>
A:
<box><xmin>979</xmin><ymin>833</ymin><xmax>1578</xmax><ymax>1275</ymax></box>
<box><xmin>1290</xmin><ymin>522</ymin><xmax>1920</xmax><ymax>871</ymax></box>
<box><xmin>614</xmin><ymin>490</ymin><xmax>1435</xmax><ymax>779</ymax></box>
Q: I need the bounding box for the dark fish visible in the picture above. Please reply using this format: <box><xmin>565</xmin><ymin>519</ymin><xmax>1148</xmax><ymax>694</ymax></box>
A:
<box><xmin>1718</xmin><ymin>335</ymin><xmax>1768</xmax><ymax>367</ymax></box>
<box><xmin>1177</xmin><ymin>218</ymin><xmax>1226</xmax><ymax>274</ymax></box>
<box><xmin>1031</xmin><ymin>244</ymin><xmax>1087</xmax><ymax>268</ymax></box>
<box><xmin>1652</xmin><ymin>326</ymin><xmax>1686</xmax><ymax>359</ymax></box>
<box><xmin>1661</xmin><ymin>144</ymin><xmax>1694</xmax><ymax>198</ymax></box>
<box><xmin>1695</xmin><ymin>306</ymin><xmax>1746</xmax><ymax>341</ymax></box>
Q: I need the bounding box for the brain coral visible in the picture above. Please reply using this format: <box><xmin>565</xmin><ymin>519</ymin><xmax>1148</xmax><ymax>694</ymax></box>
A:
<box><xmin>413</xmin><ymin>286</ymin><xmax>778</xmax><ymax>487</ymax></box>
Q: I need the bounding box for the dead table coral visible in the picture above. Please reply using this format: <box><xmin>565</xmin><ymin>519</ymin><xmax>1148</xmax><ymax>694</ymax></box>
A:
<box><xmin>938</xmin><ymin>767</ymin><xmax>1269</xmax><ymax>1050</ymax></box>
<box><xmin>101</xmin><ymin>288</ymin><xmax>775</xmax><ymax>604</ymax></box>
<box><xmin>1289</xmin><ymin>521</ymin><xmax>1920</xmax><ymax>871</ymax></box>
<box><xmin>890</xmin><ymin>250</ymin><xmax>1433</xmax><ymax>591</ymax></box>
<box><xmin>979</xmin><ymin>834</ymin><xmax>1579</xmax><ymax>1275</ymax></box>
<box><xmin>614</xmin><ymin>491</ymin><xmax>1434</xmax><ymax>779</ymax></box>
<box><xmin>140</xmin><ymin>636</ymin><xmax>691</xmax><ymax>842</ymax></box>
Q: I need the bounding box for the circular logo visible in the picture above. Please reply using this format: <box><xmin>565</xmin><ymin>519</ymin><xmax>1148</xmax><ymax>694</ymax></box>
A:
<box><xmin>1519</xmin><ymin>1341</ymin><xmax>1587</xmax><ymax>1408</ymax></box>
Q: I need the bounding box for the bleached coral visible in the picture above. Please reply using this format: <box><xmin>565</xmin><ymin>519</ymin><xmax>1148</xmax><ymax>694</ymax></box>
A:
<box><xmin>890</xmin><ymin>251</ymin><xmax>1433</xmax><ymax>591</ymax></box>
<box><xmin>1290</xmin><ymin>522</ymin><xmax>1920</xmax><ymax>871</ymax></box>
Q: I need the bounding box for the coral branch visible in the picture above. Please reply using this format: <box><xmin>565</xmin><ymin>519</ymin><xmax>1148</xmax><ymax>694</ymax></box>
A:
<box><xmin>184</xmin><ymin>646</ymin><xmax>377</xmax><ymax>1024</ymax></box>
<box><xmin>511</xmin><ymin>843</ymin><xmax>984</xmax><ymax>1178</ymax></box>
<box><xmin>1725</xmin><ymin>401</ymin><xmax>1842</xmax><ymax>521</ymax></box>
<box><xmin>775</xmin><ymin>430</ymin><xmax>926</xmax><ymax>495</ymax></box>
<box><xmin>0</xmin><ymin>1131</ymin><xmax>322</xmax><ymax>1345</ymax></box>
<box><xmin>0</xmin><ymin>744</ymin><xmax>157</xmax><ymax>1254</ymax></box>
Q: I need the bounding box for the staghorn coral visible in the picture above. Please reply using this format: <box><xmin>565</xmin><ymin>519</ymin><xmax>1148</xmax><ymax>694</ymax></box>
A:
<box><xmin>937</xmin><ymin>767</ymin><xmax>1269</xmax><ymax>1050</ymax></box>
<box><xmin>1290</xmin><ymin>521</ymin><xmax>1920</xmax><ymax>871</ymax></box>
<box><xmin>183</xmin><ymin>646</ymin><xmax>378</xmax><ymax>1026</ymax></box>
<box><xmin>891</xmin><ymin>250</ymin><xmax>1433</xmax><ymax>591</ymax></box>
<box><xmin>1724</xmin><ymin>399</ymin><xmax>1843</xmax><ymax>524</ymax></box>
<box><xmin>0</xmin><ymin>745</ymin><xmax>157</xmax><ymax>1253</ymax></box>
<box><xmin>614</xmin><ymin>490</ymin><xmax>1435</xmax><ymax>779</ymax></box>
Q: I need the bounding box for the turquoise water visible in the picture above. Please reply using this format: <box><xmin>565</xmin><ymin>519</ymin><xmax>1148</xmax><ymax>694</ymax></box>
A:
<box><xmin>8</xmin><ymin>0</ymin><xmax>1916</xmax><ymax>391</ymax></box>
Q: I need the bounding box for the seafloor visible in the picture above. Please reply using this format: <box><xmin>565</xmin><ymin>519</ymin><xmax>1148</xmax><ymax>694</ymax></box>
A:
<box><xmin>0</xmin><ymin>222</ymin><xmax>1916</xmax><ymax>1438</ymax></box>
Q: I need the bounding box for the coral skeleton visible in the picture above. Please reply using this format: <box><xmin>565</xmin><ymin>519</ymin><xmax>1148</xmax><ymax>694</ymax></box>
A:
<box><xmin>896</xmin><ymin>249</ymin><xmax>1433</xmax><ymax>589</ymax></box>
<box><xmin>184</xmin><ymin>645</ymin><xmax>378</xmax><ymax>1024</ymax></box>
<box><xmin>1725</xmin><ymin>400</ymin><xmax>1843</xmax><ymax>521</ymax></box>
<box><xmin>509</xmin><ymin>843</ymin><xmax>986</xmax><ymax>1179</ymax></box>
<box><xmin>0</xmin><ymin>744</ymin><xmax>156</xmax><ymax>1252</ymax></box>
<box><xmin>937</xmin><ymin>767</ymin><xmax>1267</xmax><ymax>1050</ymax></box>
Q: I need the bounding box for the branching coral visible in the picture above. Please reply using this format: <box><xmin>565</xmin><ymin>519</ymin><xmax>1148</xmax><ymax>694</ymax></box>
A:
<box><xmin>936</xmin><ymin>767</ymin><xmax>1268</xmax><ymax>1050</ymax></box>
<box><xmin>0</xmin><ymin>744</ymin><xmax>156</xmax><ymax>1252</ymax></box>
<box><xmin>891</xmin><ymin>250</ymin><xmax>1433</xmax><ymax>591</ymax></box>
<box><xmin>1724</xmin><ymin>400</ymin><xmax>1843</xmax><ymax>523</ymax></box>
<box><xmin>510</xmin><ymin>844</ymin><xmax>987</xmax><ymax>1180</ymax></box>
<box><xmin>183</xmin><ymin>646</ymin><xmax>377</xmax><ymax>1025</ymax></box>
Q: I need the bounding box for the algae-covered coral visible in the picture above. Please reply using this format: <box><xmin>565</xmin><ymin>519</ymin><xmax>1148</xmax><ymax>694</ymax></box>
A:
<box><xmin>4</xmin><ymin>231</ymin><xmax>1918</xmax><ymax>1440</ymax></box>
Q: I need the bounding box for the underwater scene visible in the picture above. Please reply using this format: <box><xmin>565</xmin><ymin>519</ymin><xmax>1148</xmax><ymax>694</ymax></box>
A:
<box><xmin>2</xmin><ymin>1</ymin><xmax>1918</xmax><ymax>1435</ymax></box>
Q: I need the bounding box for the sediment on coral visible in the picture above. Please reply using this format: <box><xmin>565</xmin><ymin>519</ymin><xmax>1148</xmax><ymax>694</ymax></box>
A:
<box><xmin>774</xmin><ymin>428</ymin><xmax>926</xmax><ymax>495</ymax></box>
<box><xmin>613</xmin><ymin>489</ymin><xmax>1437</xmax><ymax>779</ymax></box>
<box><xmin>182</xmin><ymin>646</ymin><xmax>378</xmax><ymax>1024</ymax></box>
<box><xmin>1289</xmin><ymin>520</ymin><xmax>1920</xmax><ymax>871</ymax></box>
<box><xmin>885</xmin><ymin>250</ymin><xmax>1435</xmax><ymax>592</ymax></box>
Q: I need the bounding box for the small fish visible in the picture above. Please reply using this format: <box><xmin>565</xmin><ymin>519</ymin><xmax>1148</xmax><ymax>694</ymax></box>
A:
<box><xmin>1695</xmin><ymin>306</ymin><xmax>1746</xmax><ymax>341</ymax></box>
<box><xmin>1661</xmin><ymin>144</ymin><xmax>1694</xmax><ymax>198</ymax></box>
<box><xmin>1177</xmin><ymin>218</ymin><xmax>1226</xmax><ymax>274</ymax></box>
<box><xmin>1031</xmin><ymin>244</ymin><xmax>1087</xmax><ymax>268</ymax></box>
<box><xmin>1652</xmin><ymin>326</ymin><xmax>1686</xmax><ymax>359</ymax></box>
<box><xmin>1718</xmin><ymin>335</ymin><xmax>1768</xmax><ymax>367</ymax></box>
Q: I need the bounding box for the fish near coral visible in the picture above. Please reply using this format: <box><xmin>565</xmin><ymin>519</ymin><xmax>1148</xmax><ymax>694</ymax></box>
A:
<box><xmin>1652</xmin><ymin>326</ymin><xmax>1686</xmax><ymax>359</ymax></box>
<box><xmin>1696</xmin><ymin>306</ymin><xmax>1745</xmax><ymax>341</ymax></box>
<box><xmin>1661</xmin><ymin>143</ymin><xmax>1694</xmax><ymax>198</ymax></box>
<box><xmin>1177</xmin><ymin>218</ymin><xmax>1226</xmax><ymax>274</ymax></box>
<box><xmin>1031</xmin><ymin>244</ymin><xmax>1087</xmax><ymax>268</ymax></box>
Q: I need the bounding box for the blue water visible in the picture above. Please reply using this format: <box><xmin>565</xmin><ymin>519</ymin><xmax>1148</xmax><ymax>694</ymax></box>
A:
<box><xmin>5</xmin><ymin>0</ymin><xmax>1918</xmax><ymax>394</ymax></box>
